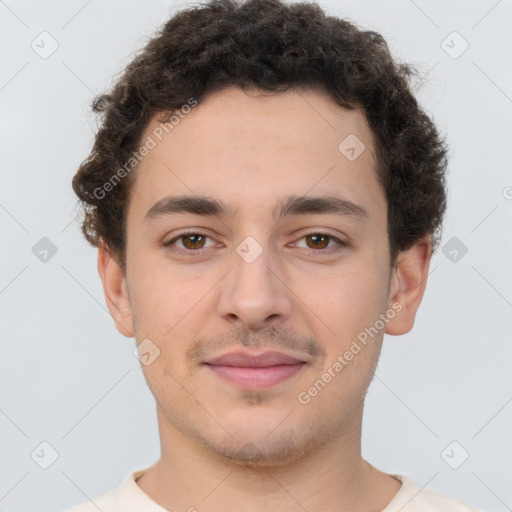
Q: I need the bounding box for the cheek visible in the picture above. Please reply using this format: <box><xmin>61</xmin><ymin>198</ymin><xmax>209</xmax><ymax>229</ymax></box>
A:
<box><xmin>128</xmin><ymin>250</ymin><xmax>198</xmax><ymax>324</ymax></box>
<box><xmin>302</xmin><ymin>261</ymin><xmax>384</xmax><ymax>330</ymax></box>
<box><xmin>128</xmin><ymin>256</ymin><xmax>216</xmax><ymax>373</ymax></box>
<box><xmin>298</xmin><ymin>259</ymin><xmax>387</xmax><ymax>378</ymax></box>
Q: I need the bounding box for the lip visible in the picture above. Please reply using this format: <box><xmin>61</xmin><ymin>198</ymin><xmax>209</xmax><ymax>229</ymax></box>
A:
<box><xmin>204</xmin><ymin>350</ymin><xmax>307</xmax><ymax>390</ymax></box>
<box><xmin>205</xmin><ymin>350</ymin><xmax>305</xmax><ymax>367</ymax></box>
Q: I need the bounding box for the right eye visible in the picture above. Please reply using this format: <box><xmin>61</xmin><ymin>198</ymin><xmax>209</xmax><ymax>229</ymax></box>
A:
<box><xmin>162</xmin><ymin>231</ymin><xmax>218</xmax><ymax>251</ymax></box>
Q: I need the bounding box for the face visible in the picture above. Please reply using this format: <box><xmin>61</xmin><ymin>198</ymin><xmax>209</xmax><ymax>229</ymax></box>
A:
<box><xmin>99</xmin><ymin>86</ymin><xmax>429</xmax><ymax>468</ymax></box>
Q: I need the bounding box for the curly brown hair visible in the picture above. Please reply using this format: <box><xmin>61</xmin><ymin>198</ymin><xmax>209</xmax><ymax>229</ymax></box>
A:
<box><xmin>72</xmin><ymin>0</ymin><xmax>448</xmax><ymax>273</ymax></box>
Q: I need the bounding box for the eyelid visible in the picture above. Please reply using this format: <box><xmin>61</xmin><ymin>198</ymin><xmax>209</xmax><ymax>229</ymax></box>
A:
<box><xmin>291</xmin><ymin>232</ymin><xmax>346</xmax><ymax>250</ymax></box>
<box><xmin>163</xmin><ymin>230</ymin><xmax>219</xmax><ymax>250</ymax></box>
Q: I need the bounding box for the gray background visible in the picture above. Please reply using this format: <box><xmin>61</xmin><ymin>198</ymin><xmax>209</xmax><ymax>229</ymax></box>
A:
<box><xmin>1</xmin><ymin>0</ymin><xmax>511</xmax><ymax>511</ymax></box>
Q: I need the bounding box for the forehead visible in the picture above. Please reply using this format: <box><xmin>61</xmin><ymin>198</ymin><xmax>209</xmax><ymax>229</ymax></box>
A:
<box><xmin>128</xmin><ymin>87</ymin><xmax>385</xmax><ymax>224</ymax></box>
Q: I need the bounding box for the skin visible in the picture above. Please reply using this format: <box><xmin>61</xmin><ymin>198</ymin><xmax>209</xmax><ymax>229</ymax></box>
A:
<box><xmin>98</xmin><ymin>86</ymin><xmax>432</xmax><ymax>512</ymax></box>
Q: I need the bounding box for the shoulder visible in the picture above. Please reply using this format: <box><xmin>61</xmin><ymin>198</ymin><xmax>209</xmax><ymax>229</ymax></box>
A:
<box><xmin>59</xmin><ymin>468</ymin><xmax>148</xmax><ymax>512</ymax></box>
<box><xmin>386</xmin><ymin>475</ymin><xmax>482</xmax><ymax>512</ymax></box>
<box><xmin>61</xmin><ymin>486</ymin><xmax>122</xmax><ymax>512</ymax></box>
<box><xmin>408</xmin><ymin>488</ymin><xmax>482</xmax><ymax>512</ymax></box>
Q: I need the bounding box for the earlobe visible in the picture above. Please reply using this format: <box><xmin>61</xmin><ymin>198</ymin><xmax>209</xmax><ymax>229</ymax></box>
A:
<box><xmin>385</xmin><ymin>235</ymin><xmax>432</xmax><ymax>336</ymax></box>
<box><xmin>97</xmin><ymin>239</ymin><xmax>135</xmax><ymax>338</ymax></box>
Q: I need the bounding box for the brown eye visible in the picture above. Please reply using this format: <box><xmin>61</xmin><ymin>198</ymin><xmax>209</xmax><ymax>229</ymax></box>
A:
<box><xmin>294</xmin><ymin>232</ymin><xmax>346</xmax><ymax>253</ymax></box>
<box><xmin>164</xmin><ymin>232</ymin><xmax>216</xmax><ymax>251</ymax></box>
<box><xmin>305</xmin><ymin>233</ymin><xmax>330</xmax><ymax>249</ymax></box>
<box><xmin>181</xmin><ymin>233</ymin><xmax>206</xmax><ymax>250</ymax></box>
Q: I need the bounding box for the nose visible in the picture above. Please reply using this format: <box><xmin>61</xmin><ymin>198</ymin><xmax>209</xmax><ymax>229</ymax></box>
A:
<box><xmin>216</xmin><ymin>240</ymin><xmax>293</xmax><ymax>330</ymax></box>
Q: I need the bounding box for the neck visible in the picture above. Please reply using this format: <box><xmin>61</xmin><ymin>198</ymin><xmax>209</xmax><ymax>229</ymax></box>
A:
<box><xmin>136</xmin><ymin>403</ymin><xmax>402</xmax><ymax>512</ymax></box>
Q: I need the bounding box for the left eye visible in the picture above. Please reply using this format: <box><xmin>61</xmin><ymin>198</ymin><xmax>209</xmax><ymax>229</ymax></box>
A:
<box><xmin>294</xmin><ymin>233</ymin><xmax>345</xmax><ymax>251</ymax></box>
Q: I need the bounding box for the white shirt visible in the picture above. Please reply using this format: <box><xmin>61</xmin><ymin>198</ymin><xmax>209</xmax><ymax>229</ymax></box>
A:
<box><xmin>63</xmin><ymin>468</ymin><xmax>481</xmax><ymax>512</ymax></box>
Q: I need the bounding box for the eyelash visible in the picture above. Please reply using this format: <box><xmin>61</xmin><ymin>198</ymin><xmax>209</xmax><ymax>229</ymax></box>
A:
<box><xmin>162</xmin><ymin>230</ymin><xmax>347</xmax><ymax>255</ymax></box>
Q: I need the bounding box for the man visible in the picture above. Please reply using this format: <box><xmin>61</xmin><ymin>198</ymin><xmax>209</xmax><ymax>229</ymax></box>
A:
<box><xmin>66</xmin><ymin>0</ymin><xmax>480</xmax><ymax>510</ymax></box>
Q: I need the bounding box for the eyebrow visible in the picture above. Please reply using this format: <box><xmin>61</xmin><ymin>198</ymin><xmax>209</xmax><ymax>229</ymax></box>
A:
<box><xmin>143</xmin><ymin>194</ymin><xmax>369</xmax><ymax>223</ymax></box>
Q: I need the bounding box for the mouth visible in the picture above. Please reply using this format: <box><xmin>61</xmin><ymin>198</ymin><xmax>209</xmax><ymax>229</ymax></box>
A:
<box><xmin>203</xmin><ymin>350</ymin><xmax>307</xmax><ymax>390</ymax></box>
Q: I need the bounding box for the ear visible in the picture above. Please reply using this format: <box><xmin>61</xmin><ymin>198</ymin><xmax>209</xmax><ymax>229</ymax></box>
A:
<box><xmin>385</xmin><ymin>235</ymin><xmax>432</xmax><ymax>336</ymax></box>
<box><xmin>97</xmin><ymin>239</ymin><xmax>134</xmax><ymax>338</ymax></box>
